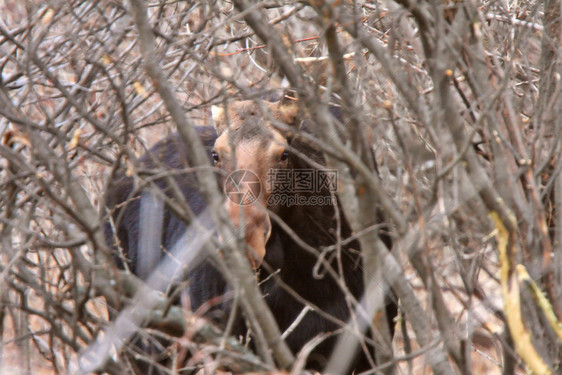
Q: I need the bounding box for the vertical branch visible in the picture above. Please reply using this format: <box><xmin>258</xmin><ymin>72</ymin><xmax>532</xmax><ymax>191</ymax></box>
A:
<box><xmin>539</xmin><ymin>0</ymin><xmax>562</xmax><ymax>318</ymax></box>
<box><xmin>323</xmin><ymin>8</ymin><xmax>395</xmax><ymax>373</ymax></box>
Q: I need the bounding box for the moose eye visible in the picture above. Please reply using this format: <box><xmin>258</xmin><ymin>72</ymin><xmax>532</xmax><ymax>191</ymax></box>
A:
<box><xmin>280</xmin><ymin>151</ymin><xmax>289</xmax><ymax>161</ymax></box>
<box><xmin>211</xmin><ymin>151</ymin><xmax>220</xmax><ymax>163</ymax></box>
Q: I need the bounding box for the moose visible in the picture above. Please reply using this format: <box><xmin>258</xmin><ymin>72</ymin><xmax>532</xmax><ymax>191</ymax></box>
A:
<box><xmin>104</xmin><ymin>95</ymin><xmax>397</xmax><ymax>373</ymax></box>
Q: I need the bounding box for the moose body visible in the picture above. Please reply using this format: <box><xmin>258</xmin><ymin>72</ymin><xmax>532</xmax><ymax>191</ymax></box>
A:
<box><xmin>104</xmin><ymin>126</ymin><xmax>218</xmax><ymax>278</ymax></box>
<box><xmin>105</xmin><ymin>98</ymin><xmax>396</xmax><ymax>373</ymax></box>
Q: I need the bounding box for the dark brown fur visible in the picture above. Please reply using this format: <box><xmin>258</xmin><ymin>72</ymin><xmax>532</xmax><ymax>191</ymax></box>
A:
<box><xmin>210</xmin><ymin>99</ymin><xmax>396</xmax><ymax>372</ymax></box>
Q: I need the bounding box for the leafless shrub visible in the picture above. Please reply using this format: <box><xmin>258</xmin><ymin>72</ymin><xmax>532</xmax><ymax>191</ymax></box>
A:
<box><xmin>0</xmin><ymin>0</ymin><xmax>560</xmax><ymax>374</ymax></box>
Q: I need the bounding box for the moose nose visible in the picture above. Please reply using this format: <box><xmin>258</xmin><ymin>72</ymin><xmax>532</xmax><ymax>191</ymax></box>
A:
<box><xmin>225</xmin><ymin>200</ymin><xmax>271</xmax><ymax>269</ymax></box>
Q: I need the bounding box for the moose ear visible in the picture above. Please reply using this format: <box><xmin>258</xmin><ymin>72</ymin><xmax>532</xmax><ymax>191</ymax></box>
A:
<box><xmin>271</xmin><ymin>92</ymin><xmax>299</xmax><ymax>127</ymax></box>
<box><xmin>211</xmin><ymin>105</ymin><xmax>227</xmax><ymax>135</ymax></box>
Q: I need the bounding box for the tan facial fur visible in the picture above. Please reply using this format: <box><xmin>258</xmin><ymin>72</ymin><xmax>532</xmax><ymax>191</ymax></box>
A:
<box><xmin>211</xmin><ymin>99</ymin><xmax>298</xmax><ymax>268</ymax></box>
